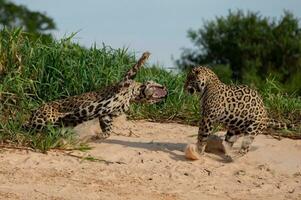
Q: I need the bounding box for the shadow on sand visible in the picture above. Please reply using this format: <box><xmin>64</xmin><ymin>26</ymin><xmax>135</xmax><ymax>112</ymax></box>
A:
<box><xmin>99</xmin><ymin>135</ymin><xmax>231</xmax><ymax>162</ymax></box>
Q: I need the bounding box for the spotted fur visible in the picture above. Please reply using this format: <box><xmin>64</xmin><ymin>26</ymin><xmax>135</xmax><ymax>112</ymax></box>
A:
<box><xmin>185</xmin><ymin>66</ymin><xmax>272</xmax><ymax>160</ymax></box>
<box><xmin>24</xmin><ymin>52</ymin><xmax>168</xmax><ymax>139</ymax></box>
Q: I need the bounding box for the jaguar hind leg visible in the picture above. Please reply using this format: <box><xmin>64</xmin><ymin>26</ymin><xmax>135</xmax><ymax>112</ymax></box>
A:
<box><xmin>222</xmin><ymin>129</ymin><xmax>242</xmax><ymax>162</ymax></box>
<box><xmin>239</xmin><ymin>135</ymin><xmax>255</xmax><ymax>154</ymax></box>
<box><xmin>239</xmin><ymin>123</ymin><xmax>264</xmax><ymax>155</ymax></box>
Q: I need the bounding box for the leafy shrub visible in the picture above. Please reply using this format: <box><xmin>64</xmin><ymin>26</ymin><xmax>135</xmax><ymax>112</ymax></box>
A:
<box><xmin>177</xmin><ymin>10</ymin><xmax>301</xmax><ymax>95</ymax></box>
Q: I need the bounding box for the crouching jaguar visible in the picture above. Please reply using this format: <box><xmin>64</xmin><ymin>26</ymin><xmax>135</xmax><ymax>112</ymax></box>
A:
<box><xmin>184</xmin><ymin>66</ymin><xmax>293</xmax><ymax>161</ymax></box>
<box><xmin>24</xmin><ymin>52</ymin><xmax>168</xmax><ymax>139</ymax></box>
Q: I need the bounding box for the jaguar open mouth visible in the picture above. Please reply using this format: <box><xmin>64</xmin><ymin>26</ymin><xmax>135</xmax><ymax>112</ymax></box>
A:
<box><xmin>145</xmin><ymin>85</ymin><xmax>168</xmax><ymax>103</ymax></box>
<box><xmin>152</xmin><ymin>86</ymin><xmax>168</xmax><ymax>100</ymax></box>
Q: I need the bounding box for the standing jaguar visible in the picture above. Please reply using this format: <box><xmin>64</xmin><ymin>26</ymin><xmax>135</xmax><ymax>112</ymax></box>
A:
<box><xmin>24</xmin><ymin>52</ymin><xmax>168</xmax><ymax>139</ymax></box>
<box><xmin>184</xmin><ymin>66</ymin><xmax>289</xmax><ymax>161</ymax></box>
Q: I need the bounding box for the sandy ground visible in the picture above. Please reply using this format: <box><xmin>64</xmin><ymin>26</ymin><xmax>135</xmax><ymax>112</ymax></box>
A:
<box><xmin>0</xmin><ymin>116</ymin><xmax>301</xmax><ymax>200</ymax></box>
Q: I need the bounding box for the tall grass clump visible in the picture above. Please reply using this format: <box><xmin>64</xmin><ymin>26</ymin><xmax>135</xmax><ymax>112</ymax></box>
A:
<box><xmin>0</xmin><ymin>29</ymin><xmax>137</xmax><ymax>150</ymax></box>
<box><xmin>261</xmin><ymin>78</ymin><xmax>301</xmax><ymax>125</ymax></box>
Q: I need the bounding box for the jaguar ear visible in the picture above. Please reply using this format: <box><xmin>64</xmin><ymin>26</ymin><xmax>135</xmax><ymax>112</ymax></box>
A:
<box><xmin>192</xmin><ymin>67</ymin><xmax>200</xmax><ymax>74</ymax></box>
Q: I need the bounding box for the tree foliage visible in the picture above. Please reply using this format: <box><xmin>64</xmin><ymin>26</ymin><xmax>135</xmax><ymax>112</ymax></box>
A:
<box><xmin>0</xmin><ymin>0</ymin><xmax>56</xmax><ymax>35</ymax></box>
<box><xmin>177</xmin><ymin>10</ymin><xmax>301</xmax><ymax>94</ymax></box>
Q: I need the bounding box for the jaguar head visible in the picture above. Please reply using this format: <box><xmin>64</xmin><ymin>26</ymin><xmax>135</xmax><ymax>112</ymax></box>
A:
<box><xmin>133</xmin><ymin>81</ymin><xmax>168</xmax><ymax>104</ymax></box>
<box><xmin>184</xmin><ymin>66</ymin><xmax>219</xmax><ymax>95</ymax></box>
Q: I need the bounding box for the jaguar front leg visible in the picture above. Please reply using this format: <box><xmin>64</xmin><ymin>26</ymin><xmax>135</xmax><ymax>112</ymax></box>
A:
<box><xmin>197</xmin><ymin>117</ymin><xmax>214</xmax><ymax>154</ymax></box>
<box><xmin>185</xmin><ymin>117</ymin><xmax>214</xmax><ymax>160</ymax></box>
<box><xmin>97</xmin><ymin>115</ymin><xmax>113</xmax><ymax>140</ymax></box>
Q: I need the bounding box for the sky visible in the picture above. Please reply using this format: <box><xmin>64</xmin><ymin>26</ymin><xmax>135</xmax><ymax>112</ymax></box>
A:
<box><xmin>13</xmin><ymin>0</ymin><xmax>301</xmax><ymax>69</ymax></box>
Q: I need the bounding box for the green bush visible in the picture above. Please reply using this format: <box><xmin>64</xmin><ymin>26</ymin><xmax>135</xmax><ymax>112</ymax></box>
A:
<box><xmin>177</xmin><ymin>10</ymin><xmax>301</xmax><ymax>95</ymax></box>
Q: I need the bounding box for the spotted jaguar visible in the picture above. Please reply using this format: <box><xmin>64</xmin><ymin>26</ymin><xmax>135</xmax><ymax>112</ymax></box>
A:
<box><xmin>24</xmin><ymin>52</ymin><xmax>168</xmax><ymax>139</ymax></box>
<box><xmin>184</xmin><ymin>66</ymin><xmax>293</xmax><ymax>161</ymax></box>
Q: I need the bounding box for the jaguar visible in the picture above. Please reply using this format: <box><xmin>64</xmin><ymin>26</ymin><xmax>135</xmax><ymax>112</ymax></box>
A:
<box><xmin>184</xmin><ymin>66</ymin><xmax>293</xmax><ymax>161</ymax></box>
<box><xmin>24</xmin><ymin>52</ymin><xmax>168</xmax><ymax>139</ymax></box>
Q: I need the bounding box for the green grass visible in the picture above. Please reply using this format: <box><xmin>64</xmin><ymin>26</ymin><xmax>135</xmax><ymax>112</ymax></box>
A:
<box><xmin>0</xmin><ymin>28</ymin><xmax>138</xmax><ymax>150</ymax></box>
<box><xmin>131</xmin><ymin>67</ymin><xmax>199</xmax><ymax>124</ymax></box>
<box><xmin>260</xmin><ymin>78</ymin><xmax>301</xmax><ymax>124</ymax></box>
<box><xmin>0</xmin><ymin>29</ymin><xmax>300</xmax><ymax>151</ymax></box>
